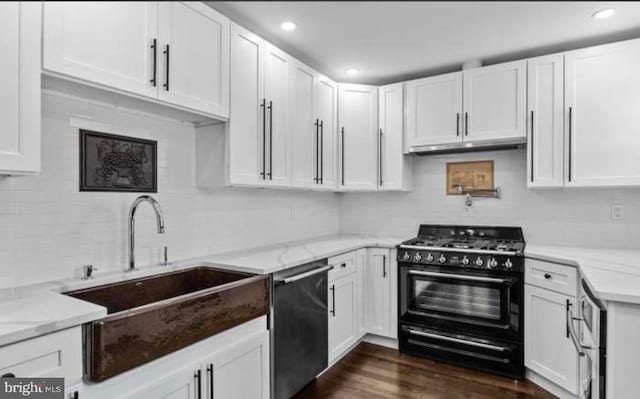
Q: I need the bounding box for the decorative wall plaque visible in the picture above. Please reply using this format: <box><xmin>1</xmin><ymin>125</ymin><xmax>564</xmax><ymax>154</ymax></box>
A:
<box><xmin>446</xmin><ymin>160</ymin><xmax>494</xmax><ymax>196</ymax></box>
<box><xmin>79</xmin><ymin>130</ymin><xmax>157</xmax><ymax>192</ymax></box>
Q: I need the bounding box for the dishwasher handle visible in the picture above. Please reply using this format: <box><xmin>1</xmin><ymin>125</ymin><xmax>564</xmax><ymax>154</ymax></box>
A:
<box><xmin>275</xmin><ymin>265</ymin><xmax>333</xmax><ymax>285</ymax></box>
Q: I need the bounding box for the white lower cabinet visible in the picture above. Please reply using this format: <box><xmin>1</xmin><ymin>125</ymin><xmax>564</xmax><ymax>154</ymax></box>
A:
<box><xmin>328</xmin><ymin>270</ymin><xmax>358</xmax><ymax>363</ymax></box>
<box><xmin>525</xmin><ymin>284</ymin><xmax>579</xmax><ymax>396</ymax></box>
<box><xmin>327</xmin><ymin>247</ymin><xmax>398</xmax><ymax>363</ymax></box>
<box><xmin>122</xmin><ymin>365</ymin><xmax>200</xmax><ymax>399</ymax></box>
<box><xmin>365</xmin><ymin>248</ymin><xmax>397</xmax><ymax>338</ymax></box>
<box><xmin>203</xmin><ymin>331</ymin><xmax>270</xmax><ymax>399</ymax></box>
<box><xmin>120</xmin><ymin>329</ymin><xmax>269</xmax><ymax>399</ymax></box>
<box><xmin>0</xmin><ymin>327</ymin><xmax>82</xmax><ymax>387</ymax></box>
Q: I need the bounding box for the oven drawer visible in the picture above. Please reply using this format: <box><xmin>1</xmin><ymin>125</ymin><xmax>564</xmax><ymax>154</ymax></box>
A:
<box><xmin>399</xmin><ymin>324</ymin><xmax>524</xmax><ymax>379</ymax></box>
<box><xmin>526</xmin><ymin>259</ymin><xmax>577</xmax><ymax>296</ymax></box>
<box><xmin>328</xmin><ymin>251</ymin><xmax>357</xmax><ymax>280</ymax></box>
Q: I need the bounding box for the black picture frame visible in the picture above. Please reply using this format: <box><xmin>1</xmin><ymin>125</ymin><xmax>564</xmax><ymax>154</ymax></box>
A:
<box><xmin>79</xmin><ymin>129</ymin><xmax>158</xmax><ymax>193</ymax></box>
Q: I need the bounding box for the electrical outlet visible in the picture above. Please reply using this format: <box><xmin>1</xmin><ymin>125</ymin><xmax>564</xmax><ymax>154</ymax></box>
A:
<box><xmin>611</xmin><ymin>204</ymin><xmax>624</xmax><ymax>221</ymax></box>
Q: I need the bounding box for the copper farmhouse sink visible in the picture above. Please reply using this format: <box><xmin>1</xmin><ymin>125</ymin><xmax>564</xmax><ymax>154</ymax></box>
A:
<box><xmin>65</xmin><ymin>266</ymin><xmax>270</xmax><ymax>382</ymax></box>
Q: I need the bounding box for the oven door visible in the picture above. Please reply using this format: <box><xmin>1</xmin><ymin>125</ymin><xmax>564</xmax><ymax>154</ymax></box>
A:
<box><xmin>400</xmin><ymin>264</ymin><xmax>522</xmax><ymax>341</ymax></box>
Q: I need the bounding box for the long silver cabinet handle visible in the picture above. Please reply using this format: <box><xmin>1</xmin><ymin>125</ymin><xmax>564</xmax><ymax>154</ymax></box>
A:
<box><xmin>408</xmin><ymin>270</ymin><xmax>507</xmax><ymax>284</ymax></box>
<box><xmin>276</xmin><ymin>265</ymin><xmax>333</xmax><ymax>285</ymax></box>
<box><xmin>407</xmin><ymin>328</ymin><xmax>507</xmax><ymax>352</ymax></box>
<box><xmin>566</xmin><ymin>300</ymin><xmax>585</xmax><ymax>357</ymax></box>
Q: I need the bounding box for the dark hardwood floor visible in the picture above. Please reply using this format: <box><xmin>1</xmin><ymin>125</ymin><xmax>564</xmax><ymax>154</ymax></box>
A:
<box><xmin>294</xmin><ymin>343</ymin><xmax>557</xmax><ymax>399</ymax></box>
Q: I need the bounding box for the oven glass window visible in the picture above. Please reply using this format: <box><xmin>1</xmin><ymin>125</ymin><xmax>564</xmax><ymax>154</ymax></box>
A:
<box><xmin>413</xmin><ymin>279</ymin><xmax>502</xmax><ymax>320</ymax></box>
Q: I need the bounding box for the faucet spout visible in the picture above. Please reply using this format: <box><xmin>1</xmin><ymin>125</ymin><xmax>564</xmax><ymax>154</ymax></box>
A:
<box><xmin>128</xmin><ymin>195</ymin><xmax>165</xmax><ymax>272</ymax></box>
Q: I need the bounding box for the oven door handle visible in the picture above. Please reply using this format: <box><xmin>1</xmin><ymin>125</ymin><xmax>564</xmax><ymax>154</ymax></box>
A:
<box><xmin>407</xmin><ymin>328</ymin><xmax>508</xmax><ymax>352</ymax></box>
<box><xmin>408</xmin><ymin>270</ymin><xmax>510</xmax><ymax>284</ymax></box>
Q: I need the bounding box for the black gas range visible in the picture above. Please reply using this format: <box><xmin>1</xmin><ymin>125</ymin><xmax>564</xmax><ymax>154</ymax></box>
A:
<box><xmin>397</xmin><ymin>224</ymin><xmax>525</xmax><ymax>379</ymax></box>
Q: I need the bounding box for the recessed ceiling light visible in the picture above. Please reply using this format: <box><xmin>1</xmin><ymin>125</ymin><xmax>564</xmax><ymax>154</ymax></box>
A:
<box><xmin>280</xmin><ymin>21</ymin><xmax>296</xmax><ymax>31</ymax></box>
<box><xmin>346</xmin><ymin>68</ymin><xmax>359</xmax><ymax>75</ymax></box>
<box><xmin>592</xmin><ymin>9</ymin><xmax>615</xmax><ymax>19</ymax></box>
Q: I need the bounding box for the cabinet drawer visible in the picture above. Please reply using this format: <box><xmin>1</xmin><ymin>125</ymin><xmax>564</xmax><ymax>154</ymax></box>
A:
<box><xmin>525</xmin><ymin>259</ymin><xmax>577</xmax><ymax>296</ymax></box>
<box><xmin>328</xmin><ymin>251</ymin><xmax>357</xmax><ymax>281</ymax></box>
<box><xmin>0</xmin><ymin>327</ymin><xmax>82</xmax><ymax>386</ymax></box>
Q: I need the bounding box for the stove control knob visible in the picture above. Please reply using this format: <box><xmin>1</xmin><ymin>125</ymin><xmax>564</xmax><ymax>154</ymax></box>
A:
<box><xmin>426</xmin><ymin>253</ymin><xmax>434</xmax><ymax>262</ymax></box>
<box><xmin>504</xmin><ymin>259</ymin><xmax>513</xmax><ymax>269</ymax></box>
<box><xmin>475</xmin><ymin>257</ymin><xmax>484</xmax><ymax>267</ymax></box>
<box><xmin>438</xmin><ymin>254</ymin><xmax>447</xmax><ymax>264</ymax></box>
<box><xmin>489</xmin><ymin>258</ymin><xmax>498</xmax><ymax>268</ymax></box>
<box><xmin>403</xmin><ymin>251</ymin><xmax>411</xmax><ymax>261</ymax></box>
<box><xmin>462</xmin><ymin>256</ymin><xmax>470</xmax><ymax>266</ymax></box>
<box><xmin>414</xmin><ymin>252</ymin><xmax>422</xmax><ymax>262</ymax></box>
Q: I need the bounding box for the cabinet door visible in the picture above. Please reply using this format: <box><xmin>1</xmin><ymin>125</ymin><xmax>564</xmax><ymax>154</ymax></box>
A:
<box><xmin>524</xmin><ymin>284</ymin><xmax>579</xmax><ymax>395</ymax></box>
<box><xmin>404</xmin><ymin>72</ymin><xmax>463</xmax><ymax>148</ymax></box>
<box><xmin>565</xmin><ymin>38</ymin><xmax>640</xmax><ymax>186</ymax></box>
<box><xmin>379</xmin><ymin>83</ymin><xmax>411</xmax><ymax>191</ymax></box>
<box><xmin>527</xmin><ymin>54</ymin><xmax>564</xmax><ymax>188</ymax></box>
<box><xmin>463</xmin><ymin>60</ymin><xmax>526</xmax><ymax>141</ymax></box>
<box><xmin>204</xmin><ymin>331</ymin><xmax>270</xmax><ymax>399</ymax></box>
<box><xmin>338</xmin><ymin>84</ymin><xmax>378</xmax><ymax>190</ymax></box>
<box><xmin>328</xmin><ymin>273</ymin><xmax>357</xmax><ymax>363</ymax></box>
<box><xmin>158</xmin><ymin>2</ymin><xmax>229</xmax><ymax>117</ymax></box>
<box><xmin>365</xmin><ymin>249</ymin><xmax>392</xmax><ymax>337</ymax></box>
<box><xmin>315</xmin><ymin>76</ymin><xmax>338</xmax><ymax>189</ymax></box>
<box><xmin>355</xmin><ymin>249</ymin><xmax>367</xmax><ymax>337</ymax></box>
<box><xmin>122</xmin><ymin>365</ymin><xmax>201</xmax><ymax>399</ymax></box>
<box><xmin>289</xmin><ymin>61</ymin><xmax>317</xmax><ymax>188</ymax></box>
<box><xmin>43</xmin><ymin>2</ymin><xmax>158</xmax><ymax>98</ymax></box>
<box><xmin>0</xmin><ymin>2</ymin><xmax>40</xmax><ymax>174</ymax></box>
<box><xmin>228</xmin><ymin>22</ymin><xmax>265</xmax><ymax>186</ymax></box>
<box><xmin>264</xmin><ymin>43</ymin><xmax>290</xmax><ymax>186</ymax></box>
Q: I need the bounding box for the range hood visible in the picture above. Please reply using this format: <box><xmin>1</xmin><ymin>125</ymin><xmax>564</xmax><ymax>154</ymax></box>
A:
<box><xmin>408</xmin><ymin>137</ymin><xmax>527</xmax><ymax>155</ymax></box>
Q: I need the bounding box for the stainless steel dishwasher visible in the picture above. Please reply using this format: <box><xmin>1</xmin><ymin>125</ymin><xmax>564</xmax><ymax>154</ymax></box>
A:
<box><xmin>273</xmin><ymin>259</ymin><xmax>331</xmax><ymax>399</ymax></box>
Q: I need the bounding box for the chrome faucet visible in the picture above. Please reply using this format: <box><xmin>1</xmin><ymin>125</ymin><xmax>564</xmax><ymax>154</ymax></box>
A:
<box><xmin>128</xmin><ymin>195</ymin><xmax>165</xmax><ymax>271</ymax></box>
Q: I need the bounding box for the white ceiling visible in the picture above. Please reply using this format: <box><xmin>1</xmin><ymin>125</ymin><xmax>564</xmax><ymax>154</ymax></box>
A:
<box><xmin>208</xmin><ymin>1</ymin><xmax>640</xmax><ymax>84</ymax></box>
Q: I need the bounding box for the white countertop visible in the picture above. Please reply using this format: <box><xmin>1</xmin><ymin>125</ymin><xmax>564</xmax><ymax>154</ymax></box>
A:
<box><xmin>526</xmin><ymin>245</ymin><xmax>640</xmax><ymax>304</ymax></box>
<box><xmin>0</xmin><ymin>235</ymin><xmax>405</xmax><ymax>347</ymax></box>
<box><xmin>4</xmin><ymin>234</ymin><xmax>640</xmax><ymax>348</ymax></box>
<box><xmin>206</xmin><ymin>235</ymin><xmax>404</xmax><ymax>274</ymax></box>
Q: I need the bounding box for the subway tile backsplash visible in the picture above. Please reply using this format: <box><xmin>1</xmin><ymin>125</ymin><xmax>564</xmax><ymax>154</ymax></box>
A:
<box><xmin>0</xmin><ymin>93</ymin><xmax>340</xmax><ymax>287</ymax></box>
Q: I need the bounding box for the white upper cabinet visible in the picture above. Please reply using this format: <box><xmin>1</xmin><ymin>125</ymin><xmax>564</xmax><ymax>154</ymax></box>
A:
<box><xmin>157</xmin><ymin>2</ymin><xmax>229</xmax><ymax>117</ymax></box>
<box><xmin>228</xmin><ymin>22</ymin><xmax>265</xmax><ymax>186</ymax></box>
<box><xmin>404</xmin><ymin>72</ymin><xmax>463</xmax><ymax>149</ymax></box>
<box><xmin>315</xmin><ymin>76</ymin><xmax>338</xmax><ymax>189</ymax></box>
<box><xmin>289</xmin><ymin>61</ymin><xmax>317</xmax><ymax>188</ymax></box>
<box><xmin>43</xmin><ymin>2</ymin><xmax>159</xmax><ymax>98</ymax></box>
<box><xmin>565</xmin><ymin>38</ymin><xmax>640</xmax><ymax>187</ymax></box>
<box><xmin>527</xmin><ymin>54</ymin><xmax>564</xmax><ymax>188</ymax></box>
<box><xmin>338</xmin><ymin>84</ymin><xmax>378</xmax><ymax>190</ymax></box>
<box><xmin>263</xmin><ymin>43</ymin><xmax>291</xmax><ymax>186</ymax></box>
<box><xmin>290</xmin><ymin>64</ymin><xmax>337</xmax><ymax>190</ymax></box>
<box><xmin>379</xmin><ymin>83</ymin><xmax>412</xmax><ymax>191</ymax></box>
<box><xmin>43</xmin><ymin>2</ymin><xmax>229</xmax><ymax>118</ymax></box>
<box><xmin>0</xmin><ymin>2</ymin><xmax>41</xmax><ymax>175</ymax></box>
<box><xmin>228</xmin><ymin>24</ymin><xmax>290</xmax><ymax>188</ymax></box>
<box><xmin>463</xmin><ymin>60</ymin><xmax>527</xmax><ymax>141</ymax></box>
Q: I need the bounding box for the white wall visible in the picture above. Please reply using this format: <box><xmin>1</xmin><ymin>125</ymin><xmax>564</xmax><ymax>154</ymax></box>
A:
<box><xmin>339</xmin><ymin>150</ymin><xmax>640</xmax><ymax>248</ymax></box>
<box><xmin>0</xmin><ymin>92</ymin><xmax>339</xmax><ymax>287</ymax></box>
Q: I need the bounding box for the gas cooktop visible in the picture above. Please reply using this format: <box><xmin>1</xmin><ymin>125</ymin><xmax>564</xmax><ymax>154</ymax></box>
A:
<box><xmin>397</xmin><ymin>224</ymin><xmax>525</xmax><ymax>271</ymax></box>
